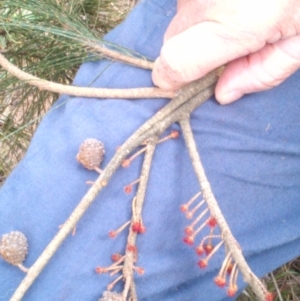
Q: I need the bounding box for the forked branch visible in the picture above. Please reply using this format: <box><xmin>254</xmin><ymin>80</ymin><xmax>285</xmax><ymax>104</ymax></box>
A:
<box><xmin>9</xmin><ymin>72</ymin><xmax>218</xmax><ymax>301</ymax></box>
<box><xmin>3</xmin><ymin>42</ymin><xmax>271</xmax><ymax>300</ymax></box>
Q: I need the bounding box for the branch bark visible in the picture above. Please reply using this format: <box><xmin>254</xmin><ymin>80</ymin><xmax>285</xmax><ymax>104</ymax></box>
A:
<box><xmin>0</xmin><ymin>53</ymin><xmax>174</xmax><ymax>99</ymax></box>
<box><xmin>85</xmin><ymin>41</ymin><xmax>154</xmax><ymax>70</ymax></box>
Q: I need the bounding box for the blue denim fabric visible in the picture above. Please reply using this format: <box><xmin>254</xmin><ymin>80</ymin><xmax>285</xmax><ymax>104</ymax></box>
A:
<box><xmin>1</xmin><ymin>0</ymin><xmax>300</xmax><ymax>300</ymax></box>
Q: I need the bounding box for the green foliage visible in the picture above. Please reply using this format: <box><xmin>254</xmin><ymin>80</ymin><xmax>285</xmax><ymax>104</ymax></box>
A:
<box><xmin>237</xmin><ymin>257</ymin><xmax>300</xmax><ymax>301</ymax></box>
<box><xmin>0</xmin><ymin>0</ymin><xmax>134</xmax><ymax>180</ymax></box>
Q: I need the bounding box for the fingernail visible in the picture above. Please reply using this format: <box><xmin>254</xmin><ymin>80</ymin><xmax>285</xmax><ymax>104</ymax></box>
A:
<box><xmin>217</xmin><ymin>90</ymin><xmax>242</xmax><ymax>105</ymax></box>
<box><xmin>152</xmin><ymin>58</ymin><xmax>182</xmax><ymax>90</ymax></box>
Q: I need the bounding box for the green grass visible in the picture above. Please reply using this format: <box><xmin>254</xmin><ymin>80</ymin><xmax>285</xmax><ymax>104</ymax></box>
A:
<box><xmin>0</xmin><ymin>0</ymin><xmax>135</xmax><ymax>179</ymax></box>
<box><xmin>237</xmin><ymin>257</ymin><xmax>300</xmax><ymax>301</ymax></box>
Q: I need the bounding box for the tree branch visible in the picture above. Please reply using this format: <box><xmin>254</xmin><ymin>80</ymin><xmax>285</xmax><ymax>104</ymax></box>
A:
<box><xmin>85</xmin><ymin>41</ymin><xmax>154</xmax><ymax>70</ymax></box>
<box><xmin>7</xmin><ymin>61</ymin><xmax>271</xmax><ymax>301</ymax></box>
<box><xmin>9</xmin><ymin>74</ymin><xmax>217</xmax><ymax>301</ymax></box>
<box><xmin>179</xmin><ymin>117</ymin><xmax>269</xmax><ymax>301</ymax></box>
<box><xmin>0</xmin><ymin>53</ymin><xmax>174</xmax><ymax>99</ymax></box>
<box><xmin>122</xmin><ymin>136</ymin><xmax>158</xmax><ymax>300</ymax></box>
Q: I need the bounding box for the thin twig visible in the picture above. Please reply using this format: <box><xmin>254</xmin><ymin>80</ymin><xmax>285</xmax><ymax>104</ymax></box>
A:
<box><xmin>179</xmin><ymin>117</ymin><xmax>268</xmax><ymax>301</ymax></box>
<box><xmin>122</xmin><ymin>136</ymin><xmax>158</xmax><ymax>300</ymax></box>
<box><xmin>16</xmin><ymin>264</ymin><xmax>29</xmax><ymax>273</ymax></box>
<box><xmin>0</xmin><ymin>53</ymin><xmax>174</xmax><ymax>99</ymax></box>
<box><xmin>85</xmin><ymin>41</ymin><xmax>154</xmax><ymax>70</ymax></box>
<box><xmin>111</xmin><ymin>71</ymin><xmax>218</xmax><ymax>157</ymax></box>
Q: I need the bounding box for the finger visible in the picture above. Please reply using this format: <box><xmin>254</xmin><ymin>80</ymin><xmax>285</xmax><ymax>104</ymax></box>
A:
<box><xmin>152</xmin><ymin>21</ymin><xmax>266</xmax><ymax>90</ymax></box>
<box><xmin>164</xmin><ymin>0</ymin><xmax>207</xmax><ymax>42</ymax></box>
<box><xmin>215</xmin><ymin>35</ymin><xmax>300</xmax><ymax>104</ymax></box>
<box><xmin>177</xmin><ymin>0</ymin><xmax>188</xmax><ymax>10</ymax></box>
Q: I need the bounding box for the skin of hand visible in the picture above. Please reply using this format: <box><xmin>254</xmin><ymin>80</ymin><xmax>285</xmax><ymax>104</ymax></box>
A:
<box><xmin>152</xmin><ymin>0</ymin><xmax>300</xmax><ymax>104</ymax></box>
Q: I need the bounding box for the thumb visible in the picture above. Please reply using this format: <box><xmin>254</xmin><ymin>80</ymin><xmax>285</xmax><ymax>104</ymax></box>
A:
<box><xmin>152</xmin><ymin>21</ymin><xmax>266</xmax><ymax>90</ymax></box>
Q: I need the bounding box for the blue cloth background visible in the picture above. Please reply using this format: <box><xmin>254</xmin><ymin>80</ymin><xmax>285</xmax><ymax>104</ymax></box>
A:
<box><xmin>1</xmin><ymin>0</ymin><xmax>300</xmax><ymax>300</ymax></box>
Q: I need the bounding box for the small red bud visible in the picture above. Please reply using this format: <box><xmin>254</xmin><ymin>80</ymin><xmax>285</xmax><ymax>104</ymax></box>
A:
<box><xmin>132</xmin><ymin>222</ymin><xmax>141</xmax><ymax>232</ymax></box>
<box><xmin>184</xmin><ymin>226</ymin><xmax>194</xmax><ymax>235</ymax></box>
<box><xmin>204</xmin><ymin>243</ymin><xmax>214</xmax><ymax>255</ymax></box>
<box><xmin>183</xmin><ymin>236</ymin><xmax>194</xmax><ymax>245</ymax></box>
<box><xmin>127</xmin><ymin>245</ymin><xmax>137</xmax><ymax>253</ymax></box>
<box><xmin>207</xmin><ymin>217</ymin><xmax>217</xmax><ymax>228</ymax></box>
<box><xmin>124</xmin><ymin>185</ymin><xmax>132</xmax><ymax>194</ymax></box>
<box><xmin>95</xmin><ymin>267</ymin><xmax>106</xmax><ymax>274</ymax></box>
<box><xmin>135</xmin><ymin>267</ymin><xmax>145</xmax><ymax>275</ymax></box>
<box><xmin>170</xmin><ymin>130</ymin><xmax>180</xmax><ymax>139</ymax></box>
<box><xmin>198</xmin><ymin>259</ymin><xmax>208</xmax><ymax>269</ymax></box>
<box><xmin>227</xmin><ymin>285</ymin><xmax>238</xmax><ymax>297</ymax></box>
<box><xmin>180</xmin><ymin>204</ymin><xmax>188</xmax><ymax>212</ymax></box>
<box><xmin>214</xmin><ymin>276</ymin><xmax>226</xmax><ymax>287</ymax></box>
<box><xmin>111</xmin><ymin>253</ymin><xmax>122</xmax><ymax>262</ymax></box>
<box><xmin>195</xmin><ymin>246</ymin><xmax>205</xmax><ymax>256</ymax></box>
<box><xmin>132</xmin><ymin>222</ymin><xmax>146</xmax><ymax>234</ymax></box>
<box><xmin>265</xmin><ymin>292</ymin><xmax>274</xmax><ymax>301</ymax></box>
<box><xmin>122</xmin><ymin>159</ymin><xmax>130</xmax><ymax>168</ymax></box>
<box><xmin>108</xmin><ymin>231</ymin><xmax>117</xmax><ymax>238</ymax></box>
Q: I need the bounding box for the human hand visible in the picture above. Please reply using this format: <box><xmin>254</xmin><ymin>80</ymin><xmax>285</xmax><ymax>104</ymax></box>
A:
<box><xmin>152</xmin><ymin>0</ymin><xmax>300</xmax><ymax>104</ymax></box>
